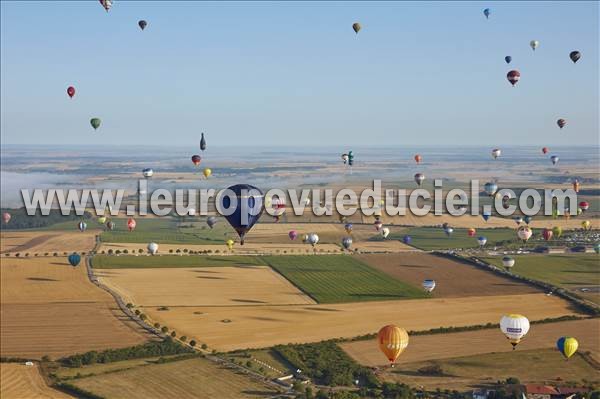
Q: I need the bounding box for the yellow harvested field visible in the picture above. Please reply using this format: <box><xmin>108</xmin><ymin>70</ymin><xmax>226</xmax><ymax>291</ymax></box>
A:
<box><xmin>341</xmin><ymin>318</ymin><xmax>600</xmax><ymax>367</ymax></box>
<box><xmin>1</xmin><ymin>257</ymin><xmax>152</xmax><ymax>359</ymax></box>
<box><xmin>140</xmin><ymin>293</ymin><xmax>578</xmax><ymax>351</ymax></box>
<box><xmin>0</xmin><ymin>231</ymin><xmax>97</xmax><ymax>255</ymax></box>
<box><xmin>0</xmin><ymin>363</ymin><xmax>71</xmax><ymax>399</ymax></box>
<box><xmin>97</xmin><ymin>266</ymin><xmax>315</xmax><ymax>307</ymax></box>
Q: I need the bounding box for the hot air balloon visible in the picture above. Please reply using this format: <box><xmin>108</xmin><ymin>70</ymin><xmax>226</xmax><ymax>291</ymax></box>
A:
<box><xmin>557</xmin><ymin>337</ymin><xmax>578</xmax><ymax>360</ymax></box>
<box><xmin>517</xmin><ymin>226</ymin><xmax>533</xmax><ymax>242</ymax></box>
<box><xmin>483</xmin><ymin>8</ymin><xmax>491</xmax><ymax>19</ymax></box>
<box><xmin>377</xmin><ymin>325</ymin><xmax>409</xmax><ymax>366</ymax></box>
<box><xmin>500</xmin><ymin>314</ymin><xmax>530</xmax><ymax>349</ymax></box>
<box><xmin>403</xmin><ymin>235</ymin><xmax>412</xmax><ymax>245</ymax></box>
<box><xmin>414</xmin><ymin>154</ymin><xmax>422</xmax><ymax>164</ymax></box>
<box><xmin>138</xmin><ymin>20</ymin><xmax>147</xmax><ymax>30</ymax></box>
<box><xmin>226</xmin><ymin>239</ymin><xmax>234</xmax><ymax>251</ymax></box>
<box><xmin>507</xmin><ymin>70</ymin><xmax>520</xmax><ymax>86</ymax></box>
<box><xmin>142</xmin><ymin>168</ymin><xmax>154</xmax><ymax>178</ymax></box>
<box><xmin>341</xmin><ymin>153</ymin><xmax>349</xmax><ymax>165</ymax></box>
<box><xmin>191</xmin><ymin>155</ymin><xmax>201</xmax><ymax>166</ymax></box>
<box><xmin>344</xmin><ymin>223</ymin><xmax>353</xmax><ymax>234</ymax></box>
<box><xmin>492</xmin><ymin>148</ymin><xmax>501</xmax><ymax>159</ymax></box>
<box><xmin>106</xmin><ymin>221</ymin><xmax>115</xmax><ymax>231</ymax></box>
<box><xmin>220</xmin><ymin>184</ymin><xmax>264</xmax><ymax>245</ymax></box>
<box><xmin>581</xmin><ymin>220</ymin><xmax>591</xmax><ymax>230</ymax></box>
<box><xmin>484</xmin><ymin>182</ymin><xmax>498</xmax><ymax>196</ymax></box>
<box><xmin>594</xmin><ymin>243</ymin><xmax>600</xmax><ymax>254</ymax></box>
<box><xmin>524</xmin><ymin>215</ymin><xmax>532</xmax><ymax>225</ymax></box>
<box><xmin>444</xmin><ymin>226</ymin><xmax>454</xmax><ymax>237</ymax></box>
<box><xmin>542</xmin><ymin>228</ymin><xmax>553</xmax><ymax>241</ymax></box>
<box><xmin>477</xmin><ymin>236</ymin><xmax>487</xmax><ymax>247</ymax></box>
<box><xmin>68</xmin><ymin>253</ymin><xmax>81</xmax><ymax>267</ymax></box>
<box><xmin>530</xmin><ymin>40</ymin><xmax>539</xmax><ymax>51</ymax></box>
<box><xmin>374</xmin><ymin>219</ymin><xmax>383</xmax><ymax>231</ymax></box>
<box><xmin>200</xmin><ymin>133</ymin><xmax>207</xmax><ymax>151</ymax></box>
<box><xmin>90</xmin><ymin>118</ymin><xmax>101</xmax><ymax>130</ymax></box>
<box><xmin>2</xmin><ymin>212</ymin><xmax>11</xmax><ymax>224</ymax></box>
<box><xmin>342</xmin><ymin>237</ymin><xmax>352</xmax><ymax>250</ymax></box>
<box><xmin>513</xmin><ymin>216</ymin><xmax>523</xmax><ymax>225</ymax></box>
<box><xmin>572</xmin><ymin>179</ymin><xmax>580</xmax><ymax>193</ymax></box>
<box><xmin>505</xmin><ymin>56</ymin><xmax>512</xmax><ymax>64</ymax></box>
<box><xmin>206</xmin><ymin>216</ymin><xmax>217</xmax><ymax>229</ymax></box>
<box><xmin>347</xmin><ymin>151</ymin><xmax>354</xmax><ymax>166</ymax></box>
<box><xmin>147</xmin><ymin>242</ymin><xmax>158</xmax><ymax>255</ymax></box>
<box><xmin>99</xmin><ymin>0</ymin><xmax>112</xmax><ymax>12</ymax></box>
<box><xmin>482</xmin><ymin>210</ymin><xmax>491</xmax><ymax>222</ymax></box>
<box><xmin>97</xmin><ymin>216</ymin><xmax>107</xmax><ymax>224</ymax></box>
<box><xmin>352</xmin><ymin>22</ymin><xmax>361</xmax><ymax>34</ymax></box>
<box><xmin>569</xmin><ymin>51</ymin><xmax>581</xmax><ymax>64</ymax></box>
<box><xmin>467</xmin><ymin>228</ymin><xmax>476</xmax><ymax>237</ymax></box>
<box><xmin>203</xmin><ymin>168</ymin><xmax>212</xmax><ymax>178</ymax></box>
<box><xmin>67</xmin><ymin>86</ymin><xmax>75</xmax><ymax>99</ymax></box>
<box><xmin>127</xmin><ymin>218</ymin><xmax>136</xmax><ymax>232</ymax></box>
<box><xmin>288</xmin><ymin>230</ymin><xmax>298</xmax><ymax>241</ymax></box>
<box><xmin>422</xmin><ymin>279</ymin><xmax>436</xmax><ymax>293</ymax></box>
<box><xmin>579</xmin><ymin>201</ymin><xmax>589</xmax><ymax>212</ymax></box>
<box><xmin>557</xmin><ymin>119</ymin><xmax>566</xmax><ymax>129</ymax></box>
<box><xmin>78</xmin><ymin>221</ymin><xmax>87</xmax><ymax>232</ymax></box>
<box><xmin>551</xmin><ymin>155</ymin><xmax>559</xmax><ymax>165</ymax></box>
<box><xmin>542</xmin><ymin>147</ymin><xmax>549</xmax><ymax>155</ymax></box>
<box><xmin>502</xmin><ymin>256</ymin><xmax>515</xmax><ymax>270</ymax></box>
<box><xmin>552</xmin><ymin>226</ymin><xmax>563</xmax><ymax>238</ymax></box>
<box><xmin>414</xmin><ymin>173</ymin><xmax>425</xmax><ymax>186</ymax></box>
<box><xmin>307</xmin><ymin>233</ymin><xmax>319</xmax><ymax>247</ymax></box>
<box><xmin>381</xmin><ymin>227</ymin><xmax>390</xmax><ymax>239</ymax></box>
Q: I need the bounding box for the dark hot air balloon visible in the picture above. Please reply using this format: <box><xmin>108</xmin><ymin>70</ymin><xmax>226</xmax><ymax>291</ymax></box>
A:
<box><xmin>504</xmin><ymin>56</ymin><xmax>512</xmax><ymax>64</ymax></box>
<box><xmin>138</xmin><ymin>20</ymin><xmax>147</xmax><ymax>30</ymax></box>
<box><xmin>67</xmin><ymin>86</ymin><xmax>75</xmax><ymax>98</ymax></box>
<box><xmin>569</xmin><ymin>51</ymin><xmax>581</xmax><ymax>64</ymax></box>
<box><xmin>191</xmin><ymin>155</ymin><xmax>201</xmax><ymax>166</ymax></box>
<box><xmin>352</xmin><ymin>23</ymin><xmax>361</xmax><ymax>34</ymax></box>
<box><xmin>200</xmin><ymin>133</ymin><xmax>207</xmax><ymax>151</ymax></box>
<box><xmin>219</xmin><ymin>184</ymin><xmax>264</xmax><ymax>245</ymax></box>
<box><xmin>68</xmin><ymin>253</ymin><xmax>81</xmax><ymax>267</ymax></box>
<box><xmin>507</xmin><ymin>70</ymin><xmax>520</xmax><ymax>86</ymax></box>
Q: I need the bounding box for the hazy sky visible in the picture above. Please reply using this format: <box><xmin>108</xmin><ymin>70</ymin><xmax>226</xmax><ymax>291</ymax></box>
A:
<box><xmin>1</xmin><ymin>1</ymin><xmax>598</xmax><ymax>147</ymax></box>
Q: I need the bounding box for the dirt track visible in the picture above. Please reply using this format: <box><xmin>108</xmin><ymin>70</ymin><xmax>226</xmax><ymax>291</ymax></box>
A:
<box><xmin>358</xmin><ymin>253</ymin><xmax>541</xmax><ymax>297</ymax></box>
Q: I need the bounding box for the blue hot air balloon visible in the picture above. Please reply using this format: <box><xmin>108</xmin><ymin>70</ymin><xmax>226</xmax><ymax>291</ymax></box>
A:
<box><xmin>483</xmin><ymin>8</ymin><xmax>491</xmax><ymax>19</ymax></box>
<box><xmin>68</xmin><ymin>253</ymin><xmax>81</xmax><ymax>267</ymax></box>
<box><xmin>477</xmin><ymin>236</ymin><xmax>488</xmax><ymax>247</ymax></box>
<box><xmin>524</xmin><ymin>215</ymin><xmax>532</xmax><ymax>225</ymax></box>
<box><xmin>219</xmin><ymin>184</ymin><xmax>264</xmax><ymax>245</ymax></box>
<box><xmin>403</xmin><ymin>235</ymin><xmax>412</xmax><ymax>245</ymax></box>
<box><xmin>505</xmin><ymin>56</ymin><xmax>512</xmax><ymax>64</ymax></box>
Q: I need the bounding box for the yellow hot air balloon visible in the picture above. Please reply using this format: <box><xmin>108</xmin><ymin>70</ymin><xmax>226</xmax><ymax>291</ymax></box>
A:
<box><xmin>377</xmin><ymin>325</ymin><xmax>409</xmax><ymax>366</ymax></box>
<box><xmin>203</xmin><ymin>168</ymin><xmax>212</xmax><ymax>178</ymax></box>
<box><xmin>582</xmin><ymin>220</ymin><xmax>591</xmax><ymax>230</ymax></box>
<box><xmin>226</xmin><ymin>239</ymin><xmax>234</xmax><ymax>250</ymax></box>
<box><xmin>97</xmin><ymin>216</ymin><xmax>107</xmax><ymax>224</ymax></box>
<box><xmin>556</xmin><ymin>336</ymin><xmax>578</xmax><ymax>360</ymax></box>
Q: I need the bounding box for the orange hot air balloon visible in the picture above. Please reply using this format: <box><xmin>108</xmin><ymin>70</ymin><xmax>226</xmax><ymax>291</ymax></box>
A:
<box><xmin>377</xmin><ymin>325</ymin><xmax>409</xmax><ymax>366</ymax></box>
<box><xmin>414</xmin><ymin>154</ymin><xmax>422</xmax><ymax>164</ymax></box>
<box><xmin>467</xmin><ymin>228</ymin><xmax>476</xmax><ymax>237</ymax></box>
<box><xmin>572</xmin><ymin>179</ymin><xmax>580</xmax><ymax>193</ymax></box>
<box><xmin>127</xmin><ymin>218</ymin><xmax>137</xmax><ymax>232</ymax></box>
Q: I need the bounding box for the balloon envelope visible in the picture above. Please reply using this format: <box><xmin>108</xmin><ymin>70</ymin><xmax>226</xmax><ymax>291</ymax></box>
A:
<box><xmin>507</xmin><ymin>70</ymin><xmax>520</xmax><ymax>86</ymax></box>
<box><xmin>220</xmin><ymin>184</ymin><xmax>264</xmax><ymax>244</ymax></box>
<box><xmin>403</xmin><ymin>235</ymin><xmax>412</xmax><ymax>244</ymax></box>
<box><xmin>500</xmin><ymin>314</ymin><xmax>530</xmax><ymax>348</ymax></box>
<box><xmin>127</xmin><ymin>218</ymin><xmax>136</xmax><ymax>232</ymax></box>
<box><xmin>67</xmin><ymin>86</ymin><xmax>75</xmax><ymax>98</ymax></box>
<box><xmin>138</xmin><ymin>20</ymin><xmax>147</xmax><ymax>30</ymax></box>
<box><xmin>203</xmin><ymin>168</ymin><xmax>212</xmax><ymax>178</ymax></box>
<box><xmin>191</xmin><ymin>155</ymin><xmax>201</xmax><ymax>166</ymax></box>
<box><xmin>207</xmin><ymin>216</ymin><xmax>217</xmax><ymax>228</ymax></box>
<box><xmin>504</xmin><ymin>56</ymin><xmax>512</xmax><ymax>64</ymax></box>
<box><xmin>530</xmin><ymin>40</ymin><xmax>539</xmax><ymax>51</ymax></box>
<box><xmin>78</xmin><ymin>221</ymin><xmax>87</xmax><ymax>232</ymax></box>
<box><xmin>377</xmin><ymin>325</ymin><xmax>409</xmax><ymax>364</ymax></box>
<box><xmin>557</xmin><ymin>337</ymin><xmax>578</xmax><ymax>359</ymax></box>
<box><xmin>352</xmin><ymin>22</ymin><xmax>361</xmax><ymax>34</ymax></box>
<box><xmin>422</xmin><ymin>279</ymin><xmax>436</xmax><ymax>292</ymax></box>
<box><xmin>342</xmin><ymin>237</ymin><xmax>352</xmax><ymax>249</ymax></box>
<box><xmin>68</xmin><ymin>253</ymin><xmax>81</xmax><ymax>267</ymax></box>
<box><xmin>307</xmin><ymin>233</ymin><xmax>319</xmax><ymax>247</ymax></box>
<box><xmin>414</xmin><ymin>173</ymin><xmax>425</xmax><ymax>186</ymax></box>
<box><xmin>502</xmin><ymin>256</ymin><xmax>515</xmax><ymax>269</ymax></box>
<box><xmin>517</xmin><ymin>226</ymin><xmax>533</xmax><ymax>242</ymax></box>
<box><xmin>142</xmin><ymin>168</ymin><xmax>154</xmax><ymax>178</ymax></box>
<box><xmin>569</xmin><ymin>51</ymin><xmax>581</xmax><ymax>63</ymax></box>
<box><xmin>90</xmin><ymin>118</ymin><xmax>101</xmax><ymax>130</ymax></box>
<box><xmin>288</xmin><ymin>230</ymin><xmax>298</xmax><ymax>240</ymax></box>
<box><xmin>200</xmin><ymin>133</ymin><xmax>207</xmax><ymax>151</ymax></box>
<box><xmin>477</xmin><ymin>236</ymin><xmax>487</xmax><ymax>246</ymax></box>
<box><xmin>147</xmin><ymin>242</ymin><xmax>158</xmax><ymax>255</ymax></box>
<box><xmin>483</xmin><ymin>8</ymin><xmax>490</xmax><ymax>18</ymax></box>
<box><xmin>381</xmin><ymin>227</ymin><xmax>390</xmax><ymax>238</ymax></box>
<box><xmin>2</xmin><ymin>212</ymin><xmax>10</xmax><ymax>224</ymax></box>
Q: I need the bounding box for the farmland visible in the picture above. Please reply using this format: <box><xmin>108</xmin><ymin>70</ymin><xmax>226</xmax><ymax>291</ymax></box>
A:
<box><xmin>389</xmin><ymin>227</ymin><xmax>518</xmax><ymax>251</ymax></box>
<box><xmin>92</xmin><ymin>254</ymin><xmax>266</xmax><ymax>269</ymax></box>
<box><xmin>69</xmin><ymin>356</ymin><xmax>279</xmax><ymax>398</ymax></box>
<box><xmin>262</xmin><ymin>255</ymin><xmax>427</xmax><ymax>303</ymax></box>
<box><xmin>0</xmin><ymin>363</ymin><xmax>71</xmax><ymax>399</ymax></box>
<box><xmin>480</xmin><ymin>254</ymin><xmax>600</xmax><ymax>304</ymax></box>
<box><xmin>0</xmin><ymin>230</ymin><xmax>97</xmax><ymax>255</ymax></box>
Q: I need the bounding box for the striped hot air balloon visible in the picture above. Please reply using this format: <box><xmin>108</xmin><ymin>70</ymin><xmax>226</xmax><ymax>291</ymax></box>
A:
<box><xmin>377</xmin><ymin>325</ymin><xmax>409</xmax><ymax>366</ymax></box>
<box><xmin>556</xmin><ymin>337</ymin><xmax>578</xmax><ymax>360</ymax></box>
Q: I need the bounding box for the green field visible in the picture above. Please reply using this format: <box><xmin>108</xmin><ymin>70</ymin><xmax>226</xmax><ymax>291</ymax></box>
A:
<box><xmin>481</xmin><ymin>254</ymin><xmax>600</xmax><ymax>304</ymax></box>
<box><xmin>389</xmin><ymin>227</ymin><xmax>518</xmax><ymax>251</ymax></box>
<box><xmin>262</xmin><ymin>255</ymin><xmax>426</xmax><ymax>303</ymax></box>
<box><xmin>92</xmin><ymin>255</ymin><xmax>266</xmax><ymax>269</ymax></box>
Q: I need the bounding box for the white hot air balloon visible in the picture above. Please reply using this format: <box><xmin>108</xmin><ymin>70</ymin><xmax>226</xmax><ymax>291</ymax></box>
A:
<box><xmin>492</xmin><ymin>148</ymin><xmax>502</xmax><ymax>159</ymax></box>
<box><xmin>517</xmin><ymin>226</ymin><xmax>533</xmax><ymax>242</ymax></box>
<box><xmin>502</xmin><ymin>256</ymin><xmax>515</xmax><ymax>270</ymax></box>
<box><xmin>422</xmin><ymin>279</ymin><xmax>436</xmax><ymax>292</ymax></box>
<box><xmin>142</xmin><ymin>168</ymin><xmax>154</xmax><ymax>178</ymax></box>
<box><xmin>550</xmin><ymin>155</ymin><xmax>559</xmax><ymax>165</ymax></box>
<box><xmin>477</xmin><ymin>236</ymin><xmax>488</xmax><ymax>247</ymax></box>
<box><xmin>381</xmin><ymin>227</ymin><xmax>390</xmax><ymax>239</ymax></box>
<box><xmin>342</xmin><ymin>237</ymin><xmax>352</xmax><ymax>250</ymax></box>
<box><xmin>414</xmin><ymin>173</ymin><xmax>425</xmax><ymax>186</ymax></box>
<box><xmin>307</xmin><ymin>233</ymin><xmax>319</xmax><ymax>247</ymax></box>
<box><xmin>500</xmin><ymin>314</ymin><xmax>530</xmax><ymax>349</ymax></box>
<box><xmin>147</xmin><ymin>242</ymin><xmax>159</xmax><ymax>255</ymax></box>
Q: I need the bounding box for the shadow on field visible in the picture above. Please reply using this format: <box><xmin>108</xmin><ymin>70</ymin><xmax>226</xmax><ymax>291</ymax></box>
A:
<box><xmin>27</xmin><ymin>277</ymin><xmax>59</xmax><ymax>282</ymax></box>
<box><xmin>232</xmin><ymin>299</ymin><xmax>267</xmax><ymax>304</ymax></box>
<box><xmin>304</xmin><ymin>307</ymin><xmax>340</xmax><ymax>312</ymax></box>
<box><xmin>196</xmin><ymin>276</ymin><xmax>226</xmax><ymax>280</ymax></box>
<box><xmin>242</xmin><ymin>390</ymin><xmax>278</xmax><ymax>396</ymax></box>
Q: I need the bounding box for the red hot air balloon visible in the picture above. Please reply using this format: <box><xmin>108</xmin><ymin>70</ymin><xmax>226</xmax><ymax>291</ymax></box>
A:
<box><xmin>542</xmin><ymin>147</ymin><xmax>549</xmax><ymax>155</ymax></box>
<box><xmin>579</xmin><ymin>201</ymin><xmax>589</xmax><ymax>211</ymax></box>
<box><xmin>414</xmin><ymin>154</ymin><xmax>422</xmax><ymax>164</ymax></box>
<box><xmin>507</xmin><ymin>70</ymin><xmax>520</xmax><ymax>86</ymax></box>
<box><xmin>67</xmin><ymin>86</ymin><xmax>75</xmax><ymax>99</ymax></box>
<box><xmin>191</xmin><ymin>155</ymin><xmax>201</xmax><ymax>166</ymax></box>
<box><xmin>557</xmin><ymin>119</ymin><xmax>566</xmax><ymax>129</ymax></box>
<box><xmin>127</xmin><ymin>218</ymin><xmax>136</xmax><ymax>232</ymax></box>
<box><xmin>542</xmin><ymin>228</ymin><xmax>553</xmax><ymax>241</ymax></box>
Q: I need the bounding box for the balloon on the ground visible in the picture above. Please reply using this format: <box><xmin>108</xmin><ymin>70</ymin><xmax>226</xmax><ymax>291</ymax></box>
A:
<box><xmin>138</xmin><ymin>20</ymin><xmax>147</xmax><ymax>30</ymax></box>
<box><xmin>220</xmin><ymin>184</ymin><xmax>264</xmax><ymax>245</ymax></box>
<box><xmin>127</xmin><ymin>218</ymin><xmax>136</xmax><ymax>232</ymax></box>
<box><xmin>569</xmin><ymin>51</ymin><xmax>581</xmax><ymax>64</ymax></box>
<box><xmin>142</xmin><ymin>168</ymin><xmax>153</xmax><ymax>178</ymax></box>
<box><xmin>414</xmin><ymin>173</ymin><xmax>425</xmax><ymax>186</ymax></box>
<box><xmin>556</xmin><ymin>337</ymin><xmax>578</xmax><ymax>359</ymax></box>
<box><xmin>90</xmin><ymin>118</ymin><xmax>101</xmax><ymax>130</ymax></box>
<box><xmin>530</xmin><ymin>40</ymin><xmax>539</xmax><ymax>51</ymax></box>
<box><xmin>68</xmin><ymin>253</ymin><xmax>81</xmax><ymax>267</ymax></box>
<box><xmin>352</xmin><ymin>22</ymin><xmax>361</xmax><ymax>34</ymax></box>
<box><xmin>200</xmin><ymin>133</ymin><xmax>207</xmax><ymax>151</ymax></box>
<box><xmin>422</xmin><ymin>279</ymin><xmax>436</xmax><ymax>292</ymax></box>
<box><xmin>377</xmin><ymin>325</ymin><xmax>409</xmax><ymax>365</ymax></box>
<box><xmin>78</xmin><ymin>221</ymin><xmax>87</xmax><ymax>232</ymax></box>
<box><xmin>500</xmin><ymin>314</ymin><xmax>530</xmax><ymax>349</ymax></box>
<box><xmin>507</xmin><ymin>70</ymin><xmax>520</xmax><ymax>86</ymax></box>
<box><xmin>342</xmin><ymin>237</ymin><xmax>352</xmax><ymax>250</ymax></box>
<box><xmin>517</xmin><ymin>226</ymin><xmax>533</xmax><ymax>242</ymax></box>
<box><xmin>67</xmin><ymin>86</ymin><xmax>75</xmax><ymax>98</ymax></box>
<box><xmin>502</xmin><ymin>256</ymin><xmax>515</xmax><ymax>270</ymax></box>
<box><xmin>147</xmin><ymin>242</ymin><xmax>158</xmax><ymax>255</ymax></box>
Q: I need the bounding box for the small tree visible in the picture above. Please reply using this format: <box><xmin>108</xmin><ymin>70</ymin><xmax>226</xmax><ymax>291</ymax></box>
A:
<box><xmin>140</xmin><ymin>314</ymin><xmax>147</xmax><ymax>321</ymax></box>
<box><xmin>44</xmin><ymin>252</ymin><xmax>49</xmax><ymax>256</ymax></box>
<box><xmin>123</xmin><ymin>249</ymin><xmax>129</xmax><ymax>254</ymax></box>
<box><xmin>115</xmin><ymin>249</ymin><xmax>121</xmax><ymax>255</ymax></box>
<box><xmin>201</xmin><ymin>343</ymin><xmax>208</xmax><ymax>350</ymax></box>
<box><xmin>138</xmin><ymin>248</ymin><xmax>144</xmax><ymax>254</ymax></box>
<box><xmin>15</xmin><ymin>253</ymin><xmax>20</xmax><ymax>257</ymax></box>
<box><xmin>189</xmin><ymin>340</ymin><xmax>196</xmax><ymax>347</ymax></box>
<box><xmin>176</xmin><ymin>249</ymin><xmax>181</xmax><ymax>254</ymax></box>
<box><xmin>25</xmin><ymin>253</ymin><xmax>29</xmax><ymax>257</ymax></box>
<box><xmin>161</xmin><ymin>326</ymin><xmax>169</xmax><ymax>333</ymax></box>
<box><xmin>171</xmin><ymin>331</ymin><xmax>176</xmax><ymax>338</ymax></box>
<box><xmin>134</xmin><ymin>309</ymin><xmax>141</xmax><ymax>316</ymax></box>
<box><xmin>41</xmin><ymin>355</ymin><xmax>51</xmax><ymax>362</ymax></box>
<box><xmin>53</xmin><ymin>252</ymin><xmax>58</xmax><ymax>256</ymax></box>
<box><xmin>153</xmin><ymin>322</ymin><xmax>160</xmax><ymax>328</ymax></box>
<box><xmin>126</xmin><ymin>303</ymin><xmax>133</xmax><ymax>309</ymax></box>
<box><xmin>183</xmin><ymin>249</ymin><xmax>188</xmax><ymax>253</ymax></box>
<box><xmin>246</xmin><ymin>360</ymin><xmax>252</xmax><ymax>368</ymax></box>
<box><xmin>107</xmin><ymin>249</ymin><xmax>113</xmax><ymax>255</ymax></box>
<box><xmin>180</xmin><ymin>336</ymin><xmax>187</xmax><ymax>342</ymax></box>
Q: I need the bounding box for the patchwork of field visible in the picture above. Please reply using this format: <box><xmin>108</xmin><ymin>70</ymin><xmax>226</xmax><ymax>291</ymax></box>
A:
<box><xmin>358</xmin><ymin>253</ymin><xmax>541</xmax><ymax>298</ymax></box>
<box><xmin>70</xmin><ymin>357</ymin><xmax>279</xmax><ymax>399</ymax></box>
<box><xmin>142</xmin><ymin>293</ymin><xmax>578</xmax><ymax>351</ymax></box>
<box><xmin>341</xmin><ymin>318</ymin><xmax>600</xmax><ymax>367</ymax></box>
<box><xmin>0</xmin><ymin>363</ymin><xmax>71</xmax><ymax>399</ymax></box>
<box><xmin>1</xmin><ymin>257</ymin><xmax>152</xmax><ymax>359</ymax></box>
<box><xmin>0</xmin><ymin>230</ymin><xmax>97</xmax><ymax>255</ymax></box>
<box><xmin>96</xmin><ymin>266</ymin><xmax>316</xmax><ymax>307</ymax></box>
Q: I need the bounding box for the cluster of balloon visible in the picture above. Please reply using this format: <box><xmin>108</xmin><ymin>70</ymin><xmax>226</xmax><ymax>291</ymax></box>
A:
<box><xmin>422</xmin><ymin>279</ymin><xmax>436</xmax><ymax>293</ymax></box>
<box><xmin>377</xmin><ymin>325</ymin><xmax>409</xmax><ymax>367</ymax></box>
<box><xmin>147</xmin><ymin>242</ymin><xmax>158</xmax><ymax>255</ymax></box>
<box><xmin>78</xmin><ymin>221</ymin><xmax>87</xmax><ymax>232</ymax></box>
<box><xmin>2</xmin><ymin>212</ymin><xmax>10</xmax><ymax>224</ymax></box>
<box><xmin>341</xmin><ymin>237</ymin><xmax>352</xmax><ymax>250</ymax></box>
<box><xmin>500</xmin><ymin>314</ymin><xmax>530</xmax><ymax>349</ymax></box>
<box><xmin>517</xmin><ymin>226</ymin><xmax>533</xmax><ymax>242</ymax></box>
<box><xmin>502</xmin><ymin>256</ymin><xmax>515</xmax><ymax>271</ymax></box>
<box><xmin>127</xmin><ymin>218</ymin><xmax>136</xmax><ymax>232</ymax></box>
<box><xmin>68</xmin><ymin>253</ymin><xmax>81</xmax><ymax>267</ymax></box>
<box><xmin>220</xmin><ymin>184</ymin><xmax>264</xmax><ymax>245</ymax></box>
<box><xmin>557</xmin><ymin>337</ymin><xmax>579</xmax><ymax>360</ymax></box>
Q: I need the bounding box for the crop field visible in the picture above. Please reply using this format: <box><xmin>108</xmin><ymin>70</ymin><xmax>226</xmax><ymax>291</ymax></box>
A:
<box><xmin>96</xmin><ymin>266</ymin><xmax>315</xmax><ymax>307</ymax></box>
<box><xmin>480</xmin><ymin>254</ymin><xmax>600</xmax><ymax>304</ymax></box>
<box><xmin>262</xmin><ymin>255</ymin><xmax>427</xmax><ymax>303</ymax></box>
<box><xmin>0</xmin><ymin>230</ymin><xmax>97</xmax><ymax>255</ymax></box>
<box><xmin>389</xmin><ymin>227</ymin><xmax>518</xmax><ymax>251</ymax></box>
<box><xmin>70</xmin><ymin>357</ymin><xmax>279</xmax><ymax>399</ymax></box>
<box><xmin>92</xmin><ymin>254</ymin><xmax>267</xmax><ymax>269</ymax></box>
<box><xmin>0</xmin><ymin>256</ymin><xmax>152</xmax><ymax>359</ymax></box>
<box><xmin>357</xmin><ymin>253</ymin><xmax>541</xmax><ymax>297</ymax></box>
<box><xmin>142</xmin><ymin>293</ymin><xmax>577</xmax><ymax>352</ymax></box>
<box><xmin>341</xmin><ymin>318</ymin><xmax>600</xmax><ymax>366</ymax></box>
<box><xmin>0</xmin><ymin>363</ymin><xmax>71</xmax><ymax>399</ymax></box>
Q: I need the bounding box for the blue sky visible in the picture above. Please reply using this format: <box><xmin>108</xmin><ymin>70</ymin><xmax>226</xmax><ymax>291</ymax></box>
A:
<box><xmin>1</xmin><ymin>1</ymin><xmax>598</xmax><ymax>147</ymax></box>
